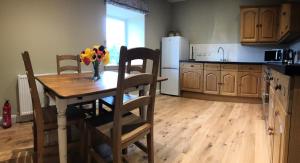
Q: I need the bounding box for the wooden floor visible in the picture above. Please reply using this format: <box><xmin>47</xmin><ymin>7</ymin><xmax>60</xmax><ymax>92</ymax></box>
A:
<box><xmin>0</xmin><ymin>95</ymin><xmax>270</xmax><ymax>163</ymax></box>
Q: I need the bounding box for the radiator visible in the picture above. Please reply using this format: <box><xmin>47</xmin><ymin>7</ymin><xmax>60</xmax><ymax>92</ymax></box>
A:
<box><xmin>17</xmin><ymin>74</ymin><xmax>46</xmax><ymax>116</ymax></box>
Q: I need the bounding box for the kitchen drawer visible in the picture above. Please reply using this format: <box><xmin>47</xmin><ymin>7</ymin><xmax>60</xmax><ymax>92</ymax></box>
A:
<box><xmin>181</xmin><ymin>63</ymin><xmax>203</xmax><ymax>69</ymax></box>
<box><xmin>221</xmin><ymin>64</ymin><xmax>238</xmax><ymax>71</ymax></box>
<box><xmin>238</xmin><ymin>65</ymin><xmax>262</xmax><ymax>72</ymax></box>
<box><xmin>204</xmin><ymin>63</ymin><xmax>221</xmax><ymax>70</ymax></box>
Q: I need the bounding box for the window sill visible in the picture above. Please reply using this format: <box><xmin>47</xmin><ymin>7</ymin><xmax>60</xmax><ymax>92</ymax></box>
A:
<box><xmin>104</xmin><ymin>64</ymin><xmax>143</xmax><ymax>71</ymax></box>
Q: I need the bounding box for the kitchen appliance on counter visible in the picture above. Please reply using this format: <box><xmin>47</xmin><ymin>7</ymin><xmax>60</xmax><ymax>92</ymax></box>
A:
<box><xmin>282</xmin><ymin>48</ymin><xmax>296</xmax><ymax>64</ymax></box>
<box><xmin>265</xmin><ymin>49</ymin><xmax>298</xmax><ymax>64</ymax></box>
<box><xmin>161</xmin><ymin>36</ymin><xmax>189</xmax><ymax>96</ymax></box>
<box><xmin>264</xmin><ymin>49</ymin><xmax>283</xmax><ymax>62</ymax></box>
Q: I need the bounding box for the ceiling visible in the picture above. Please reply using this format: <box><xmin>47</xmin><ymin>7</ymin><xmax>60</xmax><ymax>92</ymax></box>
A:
<box><xmin>168</xmin><ymin>0</ymin><xmax>186</xmax><ymax>3</ymax></box>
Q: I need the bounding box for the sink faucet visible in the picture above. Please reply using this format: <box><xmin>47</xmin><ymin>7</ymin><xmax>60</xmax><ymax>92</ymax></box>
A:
<box><xmin>218</xmin><ymin>47</ymin><xmax>225</xmax><ymax>62</ymax></box>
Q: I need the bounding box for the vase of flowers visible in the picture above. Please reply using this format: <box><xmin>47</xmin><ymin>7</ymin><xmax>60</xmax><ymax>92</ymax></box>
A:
<box><xmin>80</xmin><ymin>45</ymin><xmax>110</xmax><ymax>80</ymax></box>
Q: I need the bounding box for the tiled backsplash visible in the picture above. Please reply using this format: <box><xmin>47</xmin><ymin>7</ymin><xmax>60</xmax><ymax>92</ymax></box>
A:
<box><xmin>190</xmin><ymin>43</ymin><xmax>286</xmax><ymax>62</ymax></box>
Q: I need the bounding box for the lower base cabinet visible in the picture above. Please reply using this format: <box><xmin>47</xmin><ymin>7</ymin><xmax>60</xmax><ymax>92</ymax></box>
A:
<box><xmin>204</xmin><ymin>70</ymin><xmax>220</xmax><ymax>94</ymax></box>
<box><xmin>220</xmin><ymin>71</ymin><xmax>238</xmax><ymax>96</ymax></box>
<box><xmin>180</xmin><ymin>68</ymin><xmax>203</xmax><ymax>92</ymax></box>
<box><xmin>238</xmin><ymin>72</ymin><xmax>261</xmax><ymax>97</ymax></box>
<box><xmin>180</xmin><ymin>63</ymin><xmax>261</xmax><ymax>98</ymax></box>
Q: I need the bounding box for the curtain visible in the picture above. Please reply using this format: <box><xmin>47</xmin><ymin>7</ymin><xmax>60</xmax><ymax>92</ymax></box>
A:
<box><xmin>105</xmin><ymin>0</ymin><xmax>149</xmax><ymax>14</ymax></box>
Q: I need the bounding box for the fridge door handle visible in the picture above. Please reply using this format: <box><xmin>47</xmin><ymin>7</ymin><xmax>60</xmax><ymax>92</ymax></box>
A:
<box><xmin>162</xmin><ymin>67</ymin><xmax>178</xmax><ymax>70</ymax></box>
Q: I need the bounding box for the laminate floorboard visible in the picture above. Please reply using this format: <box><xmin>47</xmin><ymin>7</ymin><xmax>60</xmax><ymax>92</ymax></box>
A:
<box><xmin>0</xmin><ymin>95</ymin><xmax>269</xmax><ymax>163</ymax></box>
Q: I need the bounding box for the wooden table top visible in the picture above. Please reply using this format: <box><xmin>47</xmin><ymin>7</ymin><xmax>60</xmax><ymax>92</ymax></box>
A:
<box><xmin>36</xmin><ymin>71</ymin><xmax>167</xmax><ymax>99</ymax></box>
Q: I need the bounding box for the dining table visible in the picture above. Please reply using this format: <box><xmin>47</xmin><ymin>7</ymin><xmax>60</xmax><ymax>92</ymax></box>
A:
<box><xmin>36</xmin><ymin>71</ymin><xmax>167</xmax><ymax>163</ymax></box>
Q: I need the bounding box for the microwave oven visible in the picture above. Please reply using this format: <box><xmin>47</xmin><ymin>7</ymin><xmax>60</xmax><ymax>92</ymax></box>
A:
<box><xmin>264</xmin><ymin>50</ymin><xmax>283</xmax><ymax>61</ymax></box>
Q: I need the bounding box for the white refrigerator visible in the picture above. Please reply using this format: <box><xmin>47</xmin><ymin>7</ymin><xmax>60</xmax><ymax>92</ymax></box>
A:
<box><xmin>161</xmin><ymin>36</ymin><xmax>189</xmax><ymax>96</ymax></box>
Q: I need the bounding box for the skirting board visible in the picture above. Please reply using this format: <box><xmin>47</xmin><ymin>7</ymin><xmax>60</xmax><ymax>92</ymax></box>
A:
<box><xmin>181</xmin><ymin>91</ymin><xmax>262</xmax><ymax>104</ymax></box>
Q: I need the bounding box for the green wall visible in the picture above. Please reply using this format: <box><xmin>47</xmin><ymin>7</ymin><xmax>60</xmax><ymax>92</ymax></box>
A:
<box><xmin>0</xmin><ymin>0</ymin><xmax>171</xmax><ymax>114</ymax></box>
<box><xmin>171</xmin><ymin>0</ymin><xmax>284</xmax><ymax>44</ymax></box>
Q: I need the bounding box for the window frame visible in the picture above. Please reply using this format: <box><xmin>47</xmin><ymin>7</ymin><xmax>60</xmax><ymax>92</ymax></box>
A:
<box><xmin>105</xmin><ymin>5</ymin><xmax>145</xmax><ymax>68</ymax></box>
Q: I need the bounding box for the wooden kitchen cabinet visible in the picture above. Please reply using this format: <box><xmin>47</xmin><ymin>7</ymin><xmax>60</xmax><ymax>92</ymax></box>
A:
<box><xmin>278</xmin><ymin>3</ymin><xmax>300</xmax><ymax>42</ymax></box>
<box><xmin>272</xmin><ymin>99</ymin><xmax>290</xmax><ymax>163</ymax></box>
<box><xmin>240</xmin><ymin>7</ymin><xmax>259</xmax><ymax>43</ymax></box>
<box><xmin>269</xmin><ymin>87</ymin><xmax>276</xmax><ymax>161</ymax></box>
<box><xmin>259</xmin><ymin>7</ymin><xmax>278</xmax><ymax>42</ymax></box>
<box><xmin>240</xmin><ymin>6</ymin><xmax>278</xmax><ymax>43</ymax></box>
<box><xmin>238</xmin><ymin>72</ymin><xmax>261</xmax><ymax>97</ymax></box>
<box><xmin>204</xmin><ymin>70</ymin><xmax>220</xmax><ymax>95</ymax></box>
<box><xmin>180</xmin><ymin>63</ymin><xmax>204</xmax><ymax>92</ymax></box>
<box><xmin>278</xmin><ymin>4</ymin><xmax>291</xmax><ymax>39</ymax></box>
<box><xmin>181</xmin><ymin>63</ymin><xmax>262</xmax><ymax>98</ymax></box>
<box><xmin>181</xmin><ymin>68</ymin><xmax>203</xmax><ymax>92</ymax></box>
<box><xmin>220</xmin><ymin>71</ymin><xmax>238</xmax><ymax>96</ymax></box>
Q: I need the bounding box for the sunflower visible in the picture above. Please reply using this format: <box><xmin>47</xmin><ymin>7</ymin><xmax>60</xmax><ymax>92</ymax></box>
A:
<box><xmin>96</xmin><ymin>51</ymin><xmax>104</xmax><ymax>62</ymax></box>
<box><xmin>79</xmin><ymin>45</ymin><xmax>110</xmax><ymax>65</ymax></box>
<box><xmin>102</xmin><ymin>49</ymin><xmax>110</xmax><ymax>65</ymax></box>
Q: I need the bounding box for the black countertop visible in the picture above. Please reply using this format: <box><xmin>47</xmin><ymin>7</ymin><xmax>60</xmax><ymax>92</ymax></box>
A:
<box><xmin>180</xmin><ymin>60</ymin><xmax>265</xmax><ymax>65</ymax></box>
<box><xmin>180</xmin><ymin>60</ymin><xmax>300</xmax><ymax>76</ymax></box>
<box><xmin>265</xmin><ymin>62</ymin><xmax>300</xmax><ymax>76</ymax></box>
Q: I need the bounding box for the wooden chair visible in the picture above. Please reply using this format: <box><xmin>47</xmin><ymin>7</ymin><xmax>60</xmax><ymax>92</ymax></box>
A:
<box><xmin>86</xmin><ymin>46</ymin><xmax>160</xmax><ymax>163</ymax></box>
<box><xmin>56</xmin><ymin>54</ymin><xmax>97</xmax><ymax>117</ymax></box>
<box><xmin>99</xmin><ymin>56</ymin><xmax>148</xmax><ymax>115</ymax></box>
<box><xmin>56</xmin><ymin>54</ymin><xmax>81</xmax><ymax>75</ymax></box>
<box><xmin>22</xmin><ymin>51</ymin><xmax>86</xmax><ymax>163</ymax></box>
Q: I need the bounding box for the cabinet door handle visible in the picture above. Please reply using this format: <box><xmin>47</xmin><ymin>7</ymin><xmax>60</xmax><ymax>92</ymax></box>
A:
<box><xmin>275</xmin><ymin>85</ymin><xmax>282</xmax><ymax>91</ymax></box>
<box><xmin>268</xmin><ymin>128</ymin><xmax>274</xmax><ymax>135</ymax></box>
<box><xmin>275</xmin><ymin>111</ymin><xmax>280</xmax><ymax>116</ymax></box>
<box><xmin>282</xmin><ymin>12</ymin><xmax>286</xmax><ymax>16</ymax></box>
<box><xmin>256</xmin><ymin>24</ymin><xmax>259</xmax><ymax>28</ymax></box>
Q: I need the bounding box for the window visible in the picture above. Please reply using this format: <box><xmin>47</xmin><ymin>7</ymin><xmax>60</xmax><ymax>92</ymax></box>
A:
<box><xmin>106</xmin><ymin>17</ymin><xmax>126</xmax><ymax>65</ymax></box>
<box><xmin>106</xmin><ymin>4</ymin><xmax>145</xmax><ymax>65</ymax></box>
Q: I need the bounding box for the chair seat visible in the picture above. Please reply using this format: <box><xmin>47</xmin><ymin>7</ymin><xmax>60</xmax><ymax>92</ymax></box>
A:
<box><xmin>100</xmin><ymin>94</ymin><xmax>137</xmax><ymax>108</ymax></box>
<box><xmin>43</xmin><ymin>105</ymin><xmax>85</xmax><ymax>130</ymax></box>
<box><xmin>87</xmin><ymin>111</ymin><xmax>151</xmax><ymax>148</ymax></box>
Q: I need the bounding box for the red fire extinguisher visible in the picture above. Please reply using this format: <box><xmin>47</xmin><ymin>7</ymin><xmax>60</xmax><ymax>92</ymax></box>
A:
<box><xmin>2</xmin><ymin>100</ymin><xmax>12</xmax><ymax>129</ymax></box>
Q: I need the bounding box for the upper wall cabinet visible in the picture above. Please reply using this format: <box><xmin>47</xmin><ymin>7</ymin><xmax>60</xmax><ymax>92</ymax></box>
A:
<box><xmin>240</xmin><ymin>6</ymin><xmax>278</xmax><ymax>44</ymax></box>
<box><xmin>259</xmin><ymin>8</ymin><xmax>279</xmax><ymax>42</ymax></box>
<box><xmin>240</xmin><ymin>8</ymin><xmax>259</xmax><ymax>43</ymax></box>
<box><xmin>278</xmin><ymin>3</ymin><xmax>300</xmax><ymax>43</ymax></box>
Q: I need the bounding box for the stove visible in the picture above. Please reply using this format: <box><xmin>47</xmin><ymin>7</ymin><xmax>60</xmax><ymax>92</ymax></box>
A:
<box><xmin>262</xmin><ymin>66</ymin><xmax>272</xmax><ymax>130</ymax></box>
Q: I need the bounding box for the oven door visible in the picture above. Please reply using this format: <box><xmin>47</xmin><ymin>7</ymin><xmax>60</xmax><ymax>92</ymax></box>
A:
<box><xmin>261</xmin><ymin>74</ymin><xmax>270</xmax><ymax>130</ymax></box>
<box><xmin>262</xmin><ymin>92</ymin><xmax>269</xmax><ymax>122</ymax></box>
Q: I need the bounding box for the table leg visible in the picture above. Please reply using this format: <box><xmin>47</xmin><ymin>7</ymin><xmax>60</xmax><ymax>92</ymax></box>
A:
<box><xmin>44</xmin><ymin>92</ymin><xmax>50</xmax><ymax>107</ymax></box>
<box><xmin>56</xmin><ymin>97</ymin><xmax>68</xmax><ymax>163</ymax></box>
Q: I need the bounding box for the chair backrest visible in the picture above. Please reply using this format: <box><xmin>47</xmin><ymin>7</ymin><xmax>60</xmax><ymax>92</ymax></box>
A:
<box><xmin>126</xmin><ymin>59</ymin><xmax>147</xmax><ymax>73</ymax></box>
<box><xmin>56</xmin><ymin>54</ymin><xmax>81</xmax><ymax>75</ymax></box>
<box><xmin>112</xmin><ymin>46</ymin><xmax>160</xmax><ymax>141</ymax></box>
<box><xmin>21</xmin><ymin>52</ymin><xmax>45</xmax><ymax>163</ymax></box>
<box><xmin>22</xmin><ymin>51</ymin><xmax>44</xmax><ymax>129</ymax></box>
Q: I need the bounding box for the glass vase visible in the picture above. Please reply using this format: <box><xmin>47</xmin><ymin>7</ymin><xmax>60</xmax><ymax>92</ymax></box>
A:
<box><xmin>92</xmin><ymin>60</ymin><xmax>100</xmax><ymax>81</ymax></box>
